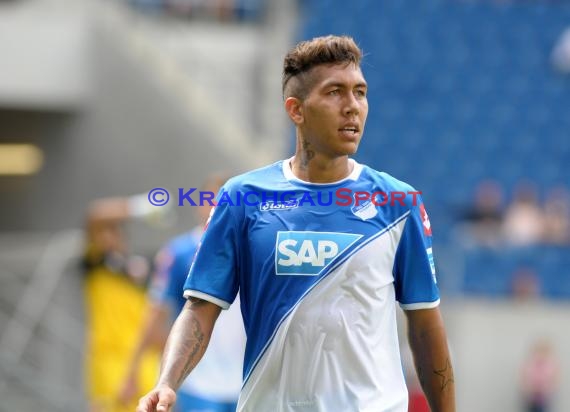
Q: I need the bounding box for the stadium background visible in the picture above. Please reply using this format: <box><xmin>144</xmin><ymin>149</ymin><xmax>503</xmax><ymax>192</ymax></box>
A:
<box><xmin>0</xmin><ymin>0</ymin><xmax>569</xmax><ymax>410</ymax></box>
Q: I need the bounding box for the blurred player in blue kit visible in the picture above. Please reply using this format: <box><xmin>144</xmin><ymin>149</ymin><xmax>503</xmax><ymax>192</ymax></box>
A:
<box><xmin>122</xmin><ymin>175</ymin><xmax>245</xmax><ymax>412</ymax></box>
<box><xmin>137</xmin><ymin>35</ymin><xmax>456</xmax><ymax>412</ymax></box>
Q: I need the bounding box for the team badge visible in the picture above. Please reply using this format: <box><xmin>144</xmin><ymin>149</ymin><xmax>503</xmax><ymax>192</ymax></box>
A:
<box><xmin>351</xmin><ymin>199</ymin><xmax>378</xmax><ymax>221</ymax></box>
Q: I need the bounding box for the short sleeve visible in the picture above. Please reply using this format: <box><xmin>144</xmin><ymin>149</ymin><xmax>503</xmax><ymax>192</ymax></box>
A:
<box><xmin>183</xmin><ymin>189</ymin><xmax>240</xmax><ymax>309</ymax></box>
<box><xmin>165</xmin><ymin>252</ymin><xmax>194</xmax><ymax>302</ymax></box>
<box><xmin>393</xmin><ymin>197</ymin><xmax>440</xmax><ymax>310</ymax></box>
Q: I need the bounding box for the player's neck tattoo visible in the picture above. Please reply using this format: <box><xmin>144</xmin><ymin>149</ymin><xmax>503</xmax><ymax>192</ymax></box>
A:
<box><xmin>300</xmin><ymin>139</ymin><xmax>315</xmax><ymax>169</ymax></box>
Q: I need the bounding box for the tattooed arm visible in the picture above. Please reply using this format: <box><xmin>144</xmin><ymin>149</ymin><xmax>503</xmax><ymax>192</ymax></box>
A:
<box><xmin>405</xmin><ymin>307</ymin><xmax>456</xmax><ymax>412</ymax></box>
<box><xmin>137</xmin><ymin>297</ymin><xmax>221</xmax><ymax>412</ymax></box>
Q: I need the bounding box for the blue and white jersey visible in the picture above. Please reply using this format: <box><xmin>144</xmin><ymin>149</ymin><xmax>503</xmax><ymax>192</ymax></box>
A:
<box><xmin>151</xmin><ymin>228</ymin><xmax>245</xmax><ymax>403</ymax></box>
<box><xmin>184</xmin><ymin>159</ymin><xmax>440</xmax><ymax>412</ymax></box>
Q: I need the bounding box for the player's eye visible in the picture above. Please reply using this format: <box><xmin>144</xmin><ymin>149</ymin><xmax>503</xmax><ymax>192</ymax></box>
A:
<box><xmin>328</xmin><ymin>89</ymin><xmax>340</xmax><ymax>96</ymax></box>
<box><xmin>355</xmin><ymin>89</ymin><xmax>367</xmax><ymax>98</ymax></box>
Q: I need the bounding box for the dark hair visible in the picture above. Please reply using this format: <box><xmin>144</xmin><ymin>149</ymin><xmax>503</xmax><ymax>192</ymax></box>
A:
<box><xmin>282</xmin><ymin>35</ymin><xmax>363</xmax><ymax>99</ymax></box>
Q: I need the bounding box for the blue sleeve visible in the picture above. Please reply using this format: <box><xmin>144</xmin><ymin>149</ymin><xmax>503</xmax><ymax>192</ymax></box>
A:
<box><xmin>165</xmin><ymin>251</ymin><xmax>194</xmax><ymax>303</ymax></box>
<box><xmin>393</xmin><ymin>197</ymin><xmax>440</xmax><ymax>309</ymax></box>
<box><xmin>183</xmin><ymin>187</ymin><xmax>241</xmax><ymax>309</ymax></box>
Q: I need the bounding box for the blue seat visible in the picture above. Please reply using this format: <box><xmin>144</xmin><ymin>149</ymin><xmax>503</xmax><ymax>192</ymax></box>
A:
<box><xmin>302</xmin><ymin>0</ymin><xmax>570</xmax><ymax>298</ymax></box>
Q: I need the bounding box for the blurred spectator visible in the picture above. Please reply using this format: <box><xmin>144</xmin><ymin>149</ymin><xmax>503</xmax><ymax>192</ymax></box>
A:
<box><xmin>119</xmin><ymin>174</ymin><xmax>245</xmax><ymax>412</ymax></box>
<box><xmin>459</xmin><ymin>180</ymin><xmax>570</xmax><ymax>248</ymax></box>
<box><xmin>520</xmin><ymin>340</ymin><xmax>560</xmax><ymax>412</ymax></box>
<box><xmin>130</xmin><ymin>0</ymin><xmax>262</xmax><ymax>22</ymax></box>
<box><xmin>459</xmin><ymin>180</ymin><xmax>505</xmax><ymax>247</ymax></box>
<box><xmin>165</xmin><ymin>0</ymin><xmax>235</xmax><ymax>20</ymax></box>
<box><xmin>83</xmin><ymin>196</ymin><xmax>167</xmax><ymax>412</ymax></box>
<box><xmin>502</xmin><ymin>182</ymin><xmax>545</xmax><ymax>246</ymax></box>
<box><xmin>542</xmin><ymin>186</ymin><xmax>570</xmax><ymax>246</ymax></box>
<box><xmin>511</xmin><ymin>266</ymin><xmax>540</xmax><ymax>301</ymax></box>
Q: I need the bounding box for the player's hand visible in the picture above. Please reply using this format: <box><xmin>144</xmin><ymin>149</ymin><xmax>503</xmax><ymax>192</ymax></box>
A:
<box><xmin>135</xmin><ymin>385</ymin><xmax>176</xmax><ymax>412</ymax></box>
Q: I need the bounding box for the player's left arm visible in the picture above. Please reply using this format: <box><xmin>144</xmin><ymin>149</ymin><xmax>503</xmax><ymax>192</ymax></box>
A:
<box><xmin>405</xmin><ymin>306</ymin><xmax>455</xmax><ymax>412</ymax></box>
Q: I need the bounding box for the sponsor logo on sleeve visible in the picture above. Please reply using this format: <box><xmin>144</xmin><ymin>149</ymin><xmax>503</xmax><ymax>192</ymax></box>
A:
<box><xmin>419</xmin><ymin>203</ymin><xmax>432</xmax><ymax>236</ymax></box>
<box><xmin>426</xmin><ymin>247</ymin><xmax>436</xmax><ymax>283</ymax></box>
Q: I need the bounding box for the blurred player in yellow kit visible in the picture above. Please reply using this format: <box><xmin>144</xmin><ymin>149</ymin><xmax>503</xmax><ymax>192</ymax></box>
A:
<box><xmin>83</xmin><ymin>195</ymin><xmax>166</xmax><ymax>411</ymax></box>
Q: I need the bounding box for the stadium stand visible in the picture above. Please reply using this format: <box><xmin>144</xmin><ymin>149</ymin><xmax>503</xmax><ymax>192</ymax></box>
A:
<box><xmin>299</xmin><ymin>0</ymin><xmax>570</xmax><ymax>299</ymax></box>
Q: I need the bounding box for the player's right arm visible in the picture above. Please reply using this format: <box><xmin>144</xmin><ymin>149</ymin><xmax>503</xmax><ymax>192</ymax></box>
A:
<box><xmin>139</xmin><ymin>180</ymin><xmax>240</xmax><ymax>411</ymax></box>
<box><xmin>136</xmin><ymin>297</ymin><xmax>222</xmax><ymax>412</ymax></box>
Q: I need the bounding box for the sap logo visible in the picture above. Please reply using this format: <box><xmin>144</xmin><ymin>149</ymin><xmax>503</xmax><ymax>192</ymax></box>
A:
<box><xmin>278</xmin><ymin>240</ymin><xmax>338</xmax><ymax>266</ymax></box>
<box><xmin>275</xmin><ymin>231</ymin><xmax>362</xmax><ymax>276</ymax></box>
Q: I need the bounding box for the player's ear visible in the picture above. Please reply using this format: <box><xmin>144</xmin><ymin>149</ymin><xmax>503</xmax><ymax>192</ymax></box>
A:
<box><xmin>285</xmin><ymin>97</ymin><xmax>303</xmax><ymax>125</ymax></box>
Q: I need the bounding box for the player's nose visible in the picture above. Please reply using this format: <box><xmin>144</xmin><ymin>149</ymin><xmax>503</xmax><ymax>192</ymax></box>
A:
<box><xmin>343</xmin><ymin>93</ymin><xmax>360</xmax><ymax>116</ymax></box>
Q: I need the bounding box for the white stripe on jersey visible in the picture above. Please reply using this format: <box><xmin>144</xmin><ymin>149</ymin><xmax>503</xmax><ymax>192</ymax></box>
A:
<box><xmin>238</xmin><ymin>217</ymin><xmax>409</xmax><ymax>412</ymax></box>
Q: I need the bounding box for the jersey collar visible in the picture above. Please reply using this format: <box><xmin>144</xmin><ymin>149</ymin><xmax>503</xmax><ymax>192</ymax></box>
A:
<box><xmin>282</xmin><ymin>157</ymin><xmax>363</xmax><ymax>186</ymax></box>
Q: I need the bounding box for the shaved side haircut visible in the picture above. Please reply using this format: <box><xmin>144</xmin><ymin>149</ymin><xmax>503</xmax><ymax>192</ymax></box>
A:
<box><xmin>282</xmin><ymin>35</ymin><xmax>363</xmax><ymax>100</ymax></box>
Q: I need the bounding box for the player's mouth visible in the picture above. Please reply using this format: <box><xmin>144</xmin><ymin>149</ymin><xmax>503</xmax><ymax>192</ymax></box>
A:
<box><xmin>338</xmin><ymin>124</ymin><xmax>360</xmax><ymax>139</ymax></box>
